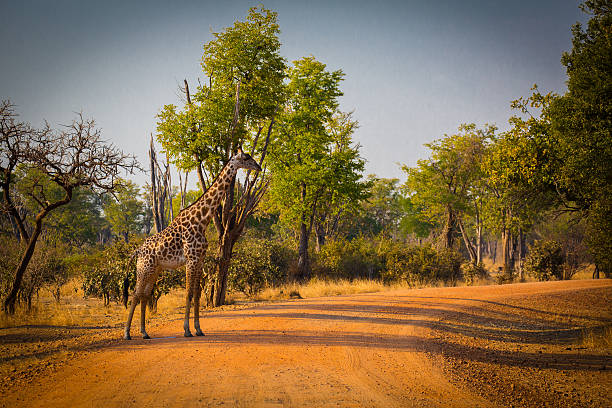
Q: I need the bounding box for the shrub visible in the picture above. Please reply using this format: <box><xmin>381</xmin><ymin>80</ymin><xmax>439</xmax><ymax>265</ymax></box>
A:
<box><xmin>462</xmin><ymin>262</ymin><xmax>488</xmax><ymax>286</ymax></box>
<box><xmin>82</xmin><ymin>239</ymin><xmax>185</xmax><ymax>310</ymax></box>
<box><xmin>0</xmin><ymin>235</ymin><xmax>69</xmax><ymax>310</ymax></box>
<box><xmin>269</xmin><ymin>241</ymin><xmax>296</xmax><ymax>280</ymax></box>
<box><xmin>83</xmin><ymin>240</ymin><xmax>138</xmax><ymax>306</ymax></box>
<box><xmin>314</xmin><ymin>237</ymin><xmax>383</xmax><ymax>280</ymax></box>
<box><xmin>383</xmin><ymin>245</ymin><xmax>462</xmax><ymax>287</ymax></box>
<box><xmin>228</xmin><ymin>239</ymin><xmax>285</xmax><ymax>296</ymax></box>
<box><xmin>149</xmin><ymin>269</ymin><xmax>185</xmax><ymax>312</ymax></box>
<box><xmin>524</xmin><ymin>240</ymin><xmax>564</xmax><ymax>281</ymax></box>
<box><xmin>495</xmin><ymin>266</ymin><xmax>516</xmax><ymax>285</ymax></box>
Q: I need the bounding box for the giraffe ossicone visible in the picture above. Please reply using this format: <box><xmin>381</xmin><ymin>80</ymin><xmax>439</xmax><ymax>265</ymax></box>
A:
<box><xmin>124</xmin><ymin>149</ymin><xmax>261</xmax><ymax>340</ymax></box>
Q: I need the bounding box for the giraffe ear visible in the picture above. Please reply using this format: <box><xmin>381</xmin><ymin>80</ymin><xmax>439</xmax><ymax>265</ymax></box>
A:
<box><xmin>236</xmin><ymin>147</ymin><xmax>243</xmax><ymax>155</ymax></box>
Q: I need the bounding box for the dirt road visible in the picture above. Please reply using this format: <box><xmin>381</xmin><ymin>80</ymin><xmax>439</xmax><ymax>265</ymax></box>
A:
<box><xmin>2</xmin><ymin>280</ymin><xmax>611</xmax><ymax>407</ymax></box>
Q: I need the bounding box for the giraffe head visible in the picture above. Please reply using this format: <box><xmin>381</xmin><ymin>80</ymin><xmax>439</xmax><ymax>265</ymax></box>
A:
<box><xmin>232</xmin><ymin>147</ymin><xmax>262</xmax><ymax>172</ymax></box>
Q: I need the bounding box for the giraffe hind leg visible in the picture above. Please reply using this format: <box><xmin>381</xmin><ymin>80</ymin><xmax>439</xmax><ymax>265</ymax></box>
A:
<box><xmin>124</xmin><ymin>295</ymin><xmax>139</xmax><ymax>340</ymax></box>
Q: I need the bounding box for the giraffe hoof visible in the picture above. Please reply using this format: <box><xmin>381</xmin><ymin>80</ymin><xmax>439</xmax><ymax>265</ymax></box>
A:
<box><xmin>142</xmin><ymin>334</ymin><xmax>151</xmax><ymax>340</ymax></box>
<box><xmin>124</xmin><ymin>334</ymin><xmax>131</xmax><ymax>340</ymax></box>
<box><xmin>196</xmin><ymin>331</ymin><xmax>205</xmax><ymax>337</ymax></box>
<box><xmin>184</xmin><ymin>331</ymin><xmax>193</xmax><ymax>338</ymax></box>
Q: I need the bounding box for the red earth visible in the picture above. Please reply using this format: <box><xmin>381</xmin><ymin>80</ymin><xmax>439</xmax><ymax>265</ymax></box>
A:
<box><xmin>1</xmin><ymin>279</ymin><xmax>611</xmax><ymax>407</ymax></box>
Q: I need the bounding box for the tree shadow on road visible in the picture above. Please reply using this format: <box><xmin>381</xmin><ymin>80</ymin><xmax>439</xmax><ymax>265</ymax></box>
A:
<box><xmin>114</xmin><ymin>328</ymin><xmax>611</xmax><ymax>372</ymax></box>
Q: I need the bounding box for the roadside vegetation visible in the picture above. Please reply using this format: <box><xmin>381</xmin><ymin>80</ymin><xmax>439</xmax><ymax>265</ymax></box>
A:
<box><xmin>0</xmin><ymin>2</ymin><xmax>610</xmax><ymax>328</ymax></box>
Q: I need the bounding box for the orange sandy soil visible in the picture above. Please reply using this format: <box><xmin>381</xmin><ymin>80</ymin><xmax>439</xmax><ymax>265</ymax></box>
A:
<box><xmin>1</xmin><ymin>279</ymin><xmax>611</xmax><ymax>407</ymax></box>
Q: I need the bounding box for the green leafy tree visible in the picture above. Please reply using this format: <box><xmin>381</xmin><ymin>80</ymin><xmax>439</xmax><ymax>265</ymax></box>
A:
<box><xmin>402</xmin><ymin>124</ymin><xmax>494</xmax><ymax>262</ymax></box>
<box><xmin>156</xmin><ymin>6</ymin><xmax>286</xmax><ymax>306</ymax></box>
<box><xmin>268</xmin><ymin>57</ymin><xmax>366</xmax><ymax>280</ymax></box>
<box><xmin>486</xmin><ymin>1</ymin><xmax>611</xmax><ymax>277</ymax></box>
<box><xmin>546</xmin><ymin>0</ymin><xmax>612</xmax><ymax>276</ymax></box>
<box><xmin>48</xmin><ymin>187</ymin><xmax>108</xmax><ymax>246</ymax></box>
<box><xmin>346</xmin><ymin>176</ymin><xmax>403</xmax><ymax>239</ymax></box>
<box><xmin>534</xmin><ymin>212</ymin><xmax>590</xmax><ymax>280</ymax></box>
<box><xmin>481</xmin><ymin>101</ymin><xmax>555</xmax><ymax>278</ymax></box>
<box><xmin>398</xmin><ymin>196</ymin><xmax>436</xmax><ymax>241</ymax></box>
<box><xmin>312</xmin><ymin>112</ymin><xmax>368</xmax><ymax>250</ymax></box>
<box><xmin>104</xmin><ymin>180</ymin><xmax>146</xmax><ymax>242</ymax></box>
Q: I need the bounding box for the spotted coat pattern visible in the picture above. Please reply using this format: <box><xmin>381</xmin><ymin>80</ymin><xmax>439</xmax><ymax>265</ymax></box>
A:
<box><xmin>124</xmin><ymin>150</ymin><xmax>261</xmax><ymax>340</ymax></box>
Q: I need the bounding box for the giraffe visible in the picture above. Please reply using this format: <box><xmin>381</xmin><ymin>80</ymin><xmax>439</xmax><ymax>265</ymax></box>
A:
<box><xmin>124</xmin><ymin>148</ymin><xmax>261</xmax><ymax>340</ymax></box>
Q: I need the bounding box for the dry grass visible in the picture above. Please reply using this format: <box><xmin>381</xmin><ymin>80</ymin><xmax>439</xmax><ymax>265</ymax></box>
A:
<box><xmin>572</xmin><ymin>264</ymin><xmax>595</xmax><ymax>280</ymax></box>
<box><xmin>252</xmin><ymin>278</ymin><xmax>411</xmax><ymax>301</ymax></box>
<box><xmin>0</xmin><ymin>280</ymin><xmax>126</xmax><ymax>329</ymax></box>
<box><xmin>1</xmin><ymin>264</ymin><xmax>602</xmax><ymax>329</ymax></box>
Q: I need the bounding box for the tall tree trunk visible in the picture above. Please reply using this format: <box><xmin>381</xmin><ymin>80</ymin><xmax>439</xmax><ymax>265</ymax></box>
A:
<box><xmin>501</xmin><ymin>228</ymin><xmax>512</xmax><ymax>275</ymax></box>
<box><xmin>297</xmin><ymin>221</ymin><xmax>311</xmax><ymax>280</ymax></box>
<box><xmin>476</xmin><ymin>224</ymin><xmax>482</xmax><ymax>265</ymax></box>
<box><xmin>3</xmin><ymin>218</ymin><xmax>42</xmax><ymax>313</ymax></box>
<box><xmin>314</xmin><ymin>222</ymin><xmax>325</xmax><ymax>253</ymax></box>
<box><xmin>475</xmin><ymin>203</ymin><xmax>482</xmax><ymax>265</ymax></box>
<box><xmin>149</xmin><ymin>137</ymin><xmax>162</xmax><ymax>234</ymax></box>
<box><xmin>457</xmin><ymin>217</ymin><xmax>477</xmax><ymax>263</ymax></box>
<box><xmin>296</xmin><ymin>182</ymin><xmax>314</xmax><ymax>280</ymax></box>
<box><xmin>4</xmin><ymin>189</ymin><xmax>71</xmax><ymax>314</ymax></box>
<box><xmin>492</xmin><ymin>240</ymin><xmax>497</xmax><ymax>264</ymax></box>
<box><xmin>517</xmin><ymin>228</ymin><xmax>525</xmax><ymax>281</ymax></box>
<box><xmin>441</xmin><ymin>206</ymin><xmax>455</xmax><ymax>249</ymax></box>
<box><xmin>208</xmin><ymin>233</ymin><xmax>236</xmax><ymax>307</ymax></box>
<box><xmin>593</xmin><ymin>264</ymin><xmax>600</xmax><ymax>279</ymax></box>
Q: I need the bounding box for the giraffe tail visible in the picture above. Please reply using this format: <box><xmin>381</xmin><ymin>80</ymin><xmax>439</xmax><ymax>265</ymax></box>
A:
<box><xmin>122</xmin><ymin>250</ymin><xmax>139</xmax><ymax>308</ymax></box>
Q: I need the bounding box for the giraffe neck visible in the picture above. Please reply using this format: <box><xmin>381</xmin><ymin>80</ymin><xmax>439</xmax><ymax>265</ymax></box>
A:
<box><xmin>199</xmin><ymin>161</ymin><xmax>238</xmax><ymax>211</ymax></box>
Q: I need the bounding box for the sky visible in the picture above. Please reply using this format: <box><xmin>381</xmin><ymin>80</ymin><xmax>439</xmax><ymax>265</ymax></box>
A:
<box><xmin>1</xmin><ymin>0</ymin><xmax>587</xmax><ymax>187</ymax></box>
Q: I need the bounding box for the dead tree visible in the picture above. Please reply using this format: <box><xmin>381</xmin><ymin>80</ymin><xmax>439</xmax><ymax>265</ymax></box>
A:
<box><xmin>0</xmin><ymin>101</ymin><xmax>31</xmax><ymax>243</ymax></box>
<box><xmin>1</xmin><ymin>103</ymin><xmax>138</xmax><ymax>313</ymax></box>
<box><xmin>149</xmin><ymin>136</ymin><xmax>173</xmax><ymax>233</ymax></box>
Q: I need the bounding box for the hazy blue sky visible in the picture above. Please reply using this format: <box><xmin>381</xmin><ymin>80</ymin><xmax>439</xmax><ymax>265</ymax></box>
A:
<box><xmin>1</xmin><ymin>0</ymin><xmax>586</xmax><ymax>185</ymax></box>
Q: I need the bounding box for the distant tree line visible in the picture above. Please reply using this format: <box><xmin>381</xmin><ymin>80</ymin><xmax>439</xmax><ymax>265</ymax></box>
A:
<box><xmin>0</xmin><ymin>1</ymin><xmax>608</xmax><ymax>313</ymax></box>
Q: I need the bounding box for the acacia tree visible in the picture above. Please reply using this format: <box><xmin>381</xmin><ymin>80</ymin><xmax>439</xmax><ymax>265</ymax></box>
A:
<box><xmin>0</xmin><ymin>102</ymin><xmax>137</xmax><ymax>313</ymax></box>
<box><xmin>0</xmin><ymin>100</ymin><xmax>31</xmax><ymax>243</ymax></box>
<box><xmin>156</xmin><ymin>6</ymin><xmax>286</xmax><ymax>306</ymax></box>
<box><xmin>15</xmin><ymin>167</ymin><xmax>109</xmax><ymax>246</ymax></box>
<box><xmin>268</xmin><ymin>57</ymin><xmax>367</xmax><ymax>280</ymax></box>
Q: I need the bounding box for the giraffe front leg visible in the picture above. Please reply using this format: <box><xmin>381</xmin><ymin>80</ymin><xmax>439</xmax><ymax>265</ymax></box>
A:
<box><xmin>194</xmin><ymin>279</ymin><xmax>204</xmax><ymax>336</ymax></box>
<box><xmin>184</xmin><ymin>270</ymin><xmax>194</xmax><ymax>337</ymax></box>
<box><xmin>140</xmin><ymin>297</ymin><xmax>150</xmax><ymax>339</ymax></box>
